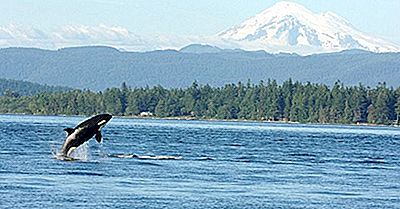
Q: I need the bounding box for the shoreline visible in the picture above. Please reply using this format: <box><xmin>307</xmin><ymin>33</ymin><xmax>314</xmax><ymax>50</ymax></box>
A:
<box><xmin>1</xmin><ymin>112</ymin><xmax>398</xmax><ymax>128</ymax></box>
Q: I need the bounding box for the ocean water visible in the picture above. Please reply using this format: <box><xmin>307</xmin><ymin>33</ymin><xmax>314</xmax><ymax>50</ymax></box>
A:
<box><xmin>0</xmin><ymin>115</ymin><xmax>399</xmax><ymax>209</ymax></box>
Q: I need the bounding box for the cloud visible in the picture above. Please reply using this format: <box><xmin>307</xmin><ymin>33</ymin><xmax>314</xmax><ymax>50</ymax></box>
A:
<box><xmin>0</xmin><ymin>24</ymin><xmax>155</xmax><ymax>51</ymax></box>
<box><xmin>55</xmin><ymin>24</ymin><xmax>130</xmax><ymax>41</ymax></box>
<box><xmin>0</xmin><ymin>24</ymin><xmax>55</xmax><ymax>48</ymax></box>
<box><xmin>0</xmin><ymin>24</ymin><xmax>48</xmax><ymax>40</ymax></box>
<box><xmin>51</xmin><ymin>24</ymin><xmax>153</xmax><ymax>51</ymax></box>
<box><xmin>0</xmin><ymin>23</ymin><xmax>239</xmax><ymax>52</ymax></box>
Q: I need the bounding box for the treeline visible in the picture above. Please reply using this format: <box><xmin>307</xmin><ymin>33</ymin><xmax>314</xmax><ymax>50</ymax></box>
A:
<box><xmin>0</xmin><ymin>78</ymin><xmax>71</xmax><ymax>96</ymax></box>
<box><xmin>1</xmin><ymin>80</ymin><xmax>400</xmax><ymax>125</ymax></box>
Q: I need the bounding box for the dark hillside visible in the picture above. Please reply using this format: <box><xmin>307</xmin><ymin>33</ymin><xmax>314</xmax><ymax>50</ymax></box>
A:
<box><xmin>0</xmin><ymin>46</ymin><xmax>399</xmax><ymax>90</ymax></box>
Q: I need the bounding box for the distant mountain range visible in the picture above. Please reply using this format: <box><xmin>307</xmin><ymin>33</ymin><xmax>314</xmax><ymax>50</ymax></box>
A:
<box><xmin>0</xmin><ymin>78</ymin><xmax>71</xmax><ymax>96</ymax></box>
<box><xmin>0</xmin><ymin>1</ymin><xmax>398</xmax><ymax>54</ymax></box>
<box><xmin>0</xmin><ymin>46</ymin><xmax>399</xmax><ymax>91</ymax></box>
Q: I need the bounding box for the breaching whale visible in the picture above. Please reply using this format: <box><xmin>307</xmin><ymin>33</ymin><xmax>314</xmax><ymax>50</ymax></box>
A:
<box><xmin>58</xmin><ymin>113</ymin><xmax>112</xmax><ymax>158</ymax></box>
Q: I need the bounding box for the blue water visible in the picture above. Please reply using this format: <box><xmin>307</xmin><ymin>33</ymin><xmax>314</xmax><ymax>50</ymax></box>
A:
<box><xmin>0</xmin><ymin>115</ymin><xmax>400</xmax><ymax>209</ymax></box>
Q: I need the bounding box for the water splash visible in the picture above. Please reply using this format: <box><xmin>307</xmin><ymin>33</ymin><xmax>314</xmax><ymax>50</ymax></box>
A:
<box><xmin>50</xmin><ymin>144</ymin><xmax>59</xmax><ymax>157</ymax></box>
<box><xmin>69</xmin><ymin>142</ymin><xmax>89</xmax><ymax>161</ymax></box>
<box><xmin>51</xmin><ymin>142</ymin><xmax>90</xmax><ymax>161</ymax></box>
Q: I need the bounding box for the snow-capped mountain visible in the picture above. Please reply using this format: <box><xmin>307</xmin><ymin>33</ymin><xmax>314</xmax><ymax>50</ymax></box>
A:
<box><xmin>218</xmin><ymin>1</ymin><xmax>400</xmax><ymax>54</ymax></box>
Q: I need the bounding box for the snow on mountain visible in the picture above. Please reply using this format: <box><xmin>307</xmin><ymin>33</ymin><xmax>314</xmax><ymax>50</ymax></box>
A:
<box><xmin>218</xmin><ymin>1</ymin><xmax>400</xmax><ymax>54</ymax></box>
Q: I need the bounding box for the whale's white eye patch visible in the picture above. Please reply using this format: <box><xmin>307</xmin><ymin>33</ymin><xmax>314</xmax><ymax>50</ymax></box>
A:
<box><xmin>97</xmin><ymin>120</ymin><xmax>107</xmax><ymax>126</ymax></box>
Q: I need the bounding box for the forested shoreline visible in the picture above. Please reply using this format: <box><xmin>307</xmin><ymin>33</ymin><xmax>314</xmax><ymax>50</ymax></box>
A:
<box><xmin>1</xmin><ymin>79</ymin><xmax>400</xmax><ymax>125</ymax></box>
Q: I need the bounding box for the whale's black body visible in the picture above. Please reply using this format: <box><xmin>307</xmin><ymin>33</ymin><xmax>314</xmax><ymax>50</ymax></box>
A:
<box><xmin>59</xmin><ymin>114</ymin><xmax>112</xmax><ymax>157</ymax></box>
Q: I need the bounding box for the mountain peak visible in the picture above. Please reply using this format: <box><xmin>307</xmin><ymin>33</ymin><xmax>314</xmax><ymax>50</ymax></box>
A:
<box><xmin>218</xmin><ymin>1</ymin><xmax>400</xmax><ymax>54</ymax></box>
<box><xmin>179</xmin><ymin>44</ymin><xmax>223</xmax><ymax>53</ymax></box>
<box><xmin>268</xmin><ymin>1</ymin><xmax>310</xmax><ymax>13</ymax></box>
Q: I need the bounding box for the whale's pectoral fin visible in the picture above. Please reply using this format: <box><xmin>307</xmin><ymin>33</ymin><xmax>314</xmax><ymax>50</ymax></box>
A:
<box><xmin>64</xmin><ymin>128</ymin><xmax>75</xmax><ymax>136</ymax></box>
<box><xmin>95</xmin><ymin>131</ymin><xmax>102</xmax><ymax>143</ymax></box>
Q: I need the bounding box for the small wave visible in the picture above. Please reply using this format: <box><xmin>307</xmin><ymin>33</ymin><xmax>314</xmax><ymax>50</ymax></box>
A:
<box><xmin>288</xmin><ymin>153</ymin><xmax>317</xmax><ymax>157</ymax></box>
<box><xmin>64</xmin><ymin>171</ymin><xmax>104</xmax><ymax>176</ymax></box>
<box><xmin>198</xmin><ymin>156</ymin><xmax>214</xmax><ymax>161</ymax></box>
<box><xmin>136</xmin><ymin>161</ymin><xmax>163</xmax><ymax>166</ymax></box>
<box><xmin>109</xmin><ymin>153</ymin><xmax>182</xmax><ymax>160</ymax></box>
<box><xmin>227</xmin><ymin>143</ymin><xmax>242</xmax><ymax>147</ymax></box>
<box><xmin>309</xmin><ymin>191</ymin><xmax>360</xmax><ymax>196</ymax></box>
<box><xmin>112</xmin><ymin>154</ymin><xmax>136</xmax><ymax>158</ymax></box>
<box><xmin>359</xmin><ymin>158</ymin><xmax>385</xmax><ymax>164</ymax></box>
<box><xmin>135</xmin><ymin>155</ymin><xmax>183</xmax><ymax>160</ymax></box>
<box><xmin>270</xmin><ymin>160</ymin><xmax>308</xmax><ymax>165</ymax></box>
<box><xmin>231</xmin><ymin>156</ymin><xmax>269</xmax><ymax>163</ymax></box>
<box><xmin>234</xmin><ymin>156</ymin><xmax>252</xmax><ymax>163</ymax></box>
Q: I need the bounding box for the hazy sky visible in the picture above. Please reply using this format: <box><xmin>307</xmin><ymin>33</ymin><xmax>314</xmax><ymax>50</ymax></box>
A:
<box><xmin>1</xmin><ymin>0</ymin><xmax>399</xmax><ymax>44</ymax></box>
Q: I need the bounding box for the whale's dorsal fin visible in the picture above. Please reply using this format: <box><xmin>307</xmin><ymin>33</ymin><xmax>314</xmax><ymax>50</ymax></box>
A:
<box><xmin>95</xmin><ymin>131</ymin><xmax>102</xmax><ymax>143</ymax></box>
<box><xmin>64</xmin><ymin>128</ymin><xmax>75</xmax><ymax>136</ymax></box>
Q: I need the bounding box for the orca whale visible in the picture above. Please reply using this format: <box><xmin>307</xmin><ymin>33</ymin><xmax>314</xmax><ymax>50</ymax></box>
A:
<box><xmin>58</xmin><ymin>114</ymin><xmax>112</xmax><ymax>158</ymax></box>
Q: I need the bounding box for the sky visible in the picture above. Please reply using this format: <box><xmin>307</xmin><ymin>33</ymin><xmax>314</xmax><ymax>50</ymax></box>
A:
<box><xmin>0</xmin><ymin>0</ymin><xmax>399</xmax><ymax>47</ymax></box>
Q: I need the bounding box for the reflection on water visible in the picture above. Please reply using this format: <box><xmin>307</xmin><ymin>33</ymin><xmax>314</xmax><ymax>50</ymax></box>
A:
<box><xmin>0</xmin><ymin>115</ymin><xmax>399</xmax><ymax>208</ymax></box>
